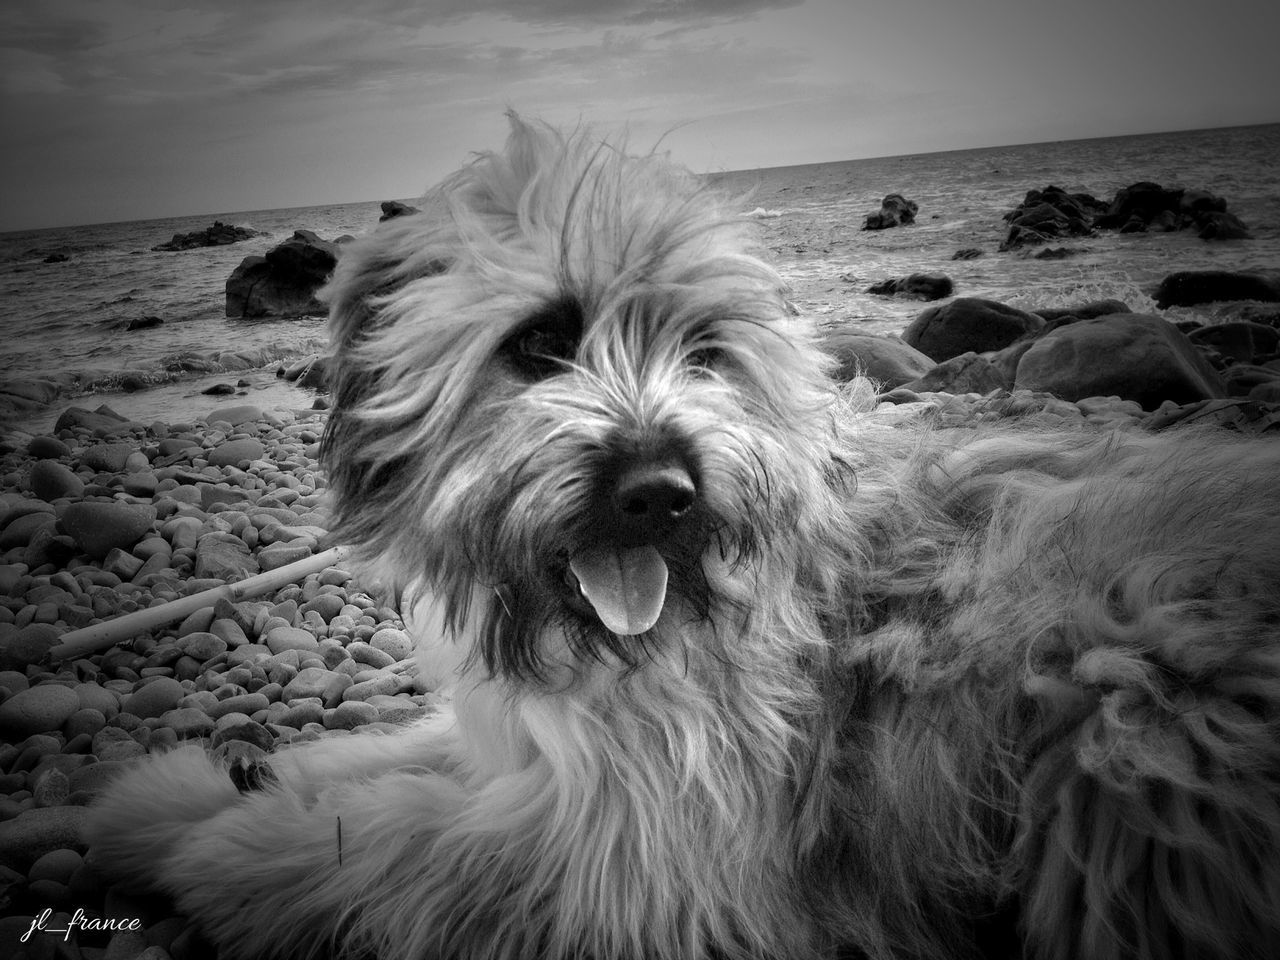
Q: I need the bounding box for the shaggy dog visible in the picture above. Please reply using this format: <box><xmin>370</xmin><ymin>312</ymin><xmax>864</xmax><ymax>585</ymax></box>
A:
<box><xmin>87</xmin><ymin>115</ymin><xmax>1280</xmax><ymax>960</ymax></box>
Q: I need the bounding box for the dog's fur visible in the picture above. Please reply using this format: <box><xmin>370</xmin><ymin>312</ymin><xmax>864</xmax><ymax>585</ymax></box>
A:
<box><xmin>87</xmin><ymin>116</ymin><xmax>1280</xmax><ymax>960</ymax></box>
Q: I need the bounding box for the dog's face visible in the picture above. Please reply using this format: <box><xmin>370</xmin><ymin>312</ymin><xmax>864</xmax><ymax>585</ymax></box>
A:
<box><xmin>321</xmin><ymin>115</ymin><xmax>842</xmax><ymax>681</ymax></box>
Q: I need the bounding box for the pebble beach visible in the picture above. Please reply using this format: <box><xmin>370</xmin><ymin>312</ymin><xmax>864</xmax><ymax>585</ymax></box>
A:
<box><xmin>0</xmin><ymin>398</ymin><xmax>441</xmax><ymax>960</ymax></box>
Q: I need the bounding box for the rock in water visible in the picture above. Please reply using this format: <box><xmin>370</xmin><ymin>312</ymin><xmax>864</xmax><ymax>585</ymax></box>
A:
<box><xmin>152</xmin><ymin>221</ymin><xmax>263</xmax><ymax>251</ymax></box>
<box><xmin>862</xmin><ymin>193</ymin><xmax>918</xmax><ymax>230</ymax></box>
<box><xmin>225</xmin><ymin>230</ymin><xmax>340</xmax><ymax>318</ymax></box>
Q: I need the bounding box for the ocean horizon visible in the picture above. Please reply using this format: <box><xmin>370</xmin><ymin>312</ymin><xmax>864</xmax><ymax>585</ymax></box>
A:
<box><xmin>2</xmin><ymin>120</ymin><xmax>1278</xmax><ymax>432</ymax></box>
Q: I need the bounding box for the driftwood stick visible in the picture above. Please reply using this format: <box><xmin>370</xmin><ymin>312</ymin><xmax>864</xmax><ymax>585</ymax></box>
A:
<box><xmin>46</xmin><ymin>545</ymin><xmax>350</xmax><ymax>663</ymax></box>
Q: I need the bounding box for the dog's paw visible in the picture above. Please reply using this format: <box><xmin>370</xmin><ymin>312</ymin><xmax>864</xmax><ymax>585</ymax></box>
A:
<box><xmin>84</xmin><ymin>745</ymin><xmax>240</xmax><ymax>887</ymax></box>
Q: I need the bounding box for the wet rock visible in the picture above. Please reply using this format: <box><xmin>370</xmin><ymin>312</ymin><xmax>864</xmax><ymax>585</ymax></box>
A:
<box><xmin>152</xmin><ymin>221</ymin><xmax>264</xmax><ymax>252</ymax></box>
<box><xmin>862</xmin><ymin>193</ymin><xmax>918</xmax><ymax>230</ymax></box>
<box><xmin>1014</xmin><ymin>312</ymin><xmax>1226</xmax><ymax>410</ymax></box>
<box><xmin>379</xmin><ymin>200</ymin><xmax>420</xmax><ymax>222</ymax></box>
<box><xmin>1153</xmin><ymin>270</ymin><xmax>1280</xmax><ymax>309</ymax></box>
<box><xmin>225</xmin><ymin>230</ymin><xmax>340</xmax><ymax>318</ymax></box>
<box><xmin>865</xmin><ymin>273</ymin><xmax>954</xmax><ymax>301</ymax></box>
<box><xmin>902</xmin><ymin>297</ymin><xmax>1044</xmax><ymax>362</ymax></box>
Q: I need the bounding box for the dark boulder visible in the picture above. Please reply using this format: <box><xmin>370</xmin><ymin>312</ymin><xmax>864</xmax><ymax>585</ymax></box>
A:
<box><xmin>226</xmin><ymin>230</ymin><xmax>340</xmax><ymax>318</ymax></box>
<box><xmin>1013</xmin><ymin>313</ymin><xmax>1226</xmax><ymax>409</ymax></box>
<box><xmin>865</xmin><ymin>274</ymin><xmax>954</xmax><ymax>301</ymax></box>
<box><xmin>999</xmin><ymin>186</ymin><xmax>1102</xmax><ymax>250</ymax></box>
<box><xmin>862</xmin><ymin>194</ymin><xmax>918</xmax><ymax>230</ymax></box>
<box><xmin>1153</xmin><ymin>271</ymin><xmax>1280</xmax><ymax>309</ymax></box>
<box><xmin>902</xmin><ymin>297</ymin><xmax>1044</xmax><ymax>362</ymax></box>
<box><xmin>1094</xmin><ymin>182</ymin><xmax>1185</xmax><ymax>229</ymax></box>
<box><xmin>1195</xmin><ymin>211</ymin><xmax>1251</xmax><ymax>240</ymax></box>
<box><xmin>153</xmin><ymin>221</ymin><xmax>264</xmax><ymax>252</ymax></box>
<box><xmin>379</xmin><ymin>201</ymin><xmax>420</xmax><ymax>222</ymax></box>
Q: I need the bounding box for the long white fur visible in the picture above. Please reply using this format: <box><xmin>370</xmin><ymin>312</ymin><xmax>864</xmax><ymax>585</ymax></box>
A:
<box><xmin>86</xmin><ymin>115</ymin><xmax>1280</xmax><ymax>960</ymax></box>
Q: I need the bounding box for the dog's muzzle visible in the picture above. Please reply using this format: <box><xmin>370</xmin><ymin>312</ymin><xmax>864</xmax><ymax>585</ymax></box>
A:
<box><xmin>567</xmin><ymin>459</ymin><xmax>698</xmax><ymax>636</ymax></box>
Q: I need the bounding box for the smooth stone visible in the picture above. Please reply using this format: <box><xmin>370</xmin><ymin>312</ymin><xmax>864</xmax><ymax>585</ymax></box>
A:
<box><xmin>73</xmin><ymin>683</ymin><xmax>120</xmax><ymax>718</ymax></box>
<box><xmin>60</xmin><ymin>502</ymin><xmax>157</xmax><ymax>560</ymax></box>
<box><xmin>206</xmin><ymin>404</ymin><xmax>264</xmax><ymax>426</ymax></box>
<box><xmin>206</xmin><ymin>691</ymin><xmax>271</xmax><ymax>719</ymax></box>
<box><xmin>80</xmin><ymin>442</ymin><xmax>134</xmax><ymax>473</ymax></box>
<box><xmin>208</xmin><ymin>438</ymin><xmax>266</xmax><ymax>467</ymax></box>
<box><xmin>0</xmin><ymin>511</ymin><xmax>58</xmax><ymax>549</ymax></box>
<box><xmin>209</xmin><ymin>714</ymin><xmax>273</xmax><ymax>750</ymax></box>
<box><xmin>0</xmin><ymin>684</ymin><xmax>80</xmax><ymax>737</ymax></box>
<box><xmin>325</xmin><ymin>700</ymin><xmax>378</xmax><ymax>730</ymax></box>
<box><xmin>27</xmin><ymin>460</ymin><xmax>85</xmax><ymax>501</ymax></box>
<box><xmin>265</xmin><ymin>625</ymin><xmax>319</xmax><ymax>654</ymax></box>
<box><xmin>176</xmin><ymin>632</ymin><xmax>228</xmax><ymax>661</ymax></box>
<box><xmin>258</xmin><ymin>542</ymin><xmax>313</xmax><ymax>571</ymax></box>
<box><xmin>369</xmin><ymin>628</ymin><xmax>413</xmax><ymax>662</ymax></box>
<box><xmin>27</xmin><ymin>436</ymin><xmax>71</xmax><ymax>459</ymax></box>
<box><xmin>0</xmin><ymin>806</ymin><xmax>89</xmax><ymax>871</ymax></box>
<box><xmin>120</xmin><ymin>677</ymin><xmax>185</xmax><ymax>720</ymax></box>
<box><xmin>194</xmin><ymin>531</ymin><xmax>259</xmax><ymax>581</ymax></box>
<box><xmin>282</xmin><ymin>667</ymin><xmax>351</xmax><ymax>707</ymax></box>
<box><xmin>157</xmin><ymin>706</ymin><xmax>216</xmax><ymax>739</ymax></box>
<box><xmin>347</xmin><ymin>641</ymin><xmax>395</xmax><ymax>669</ymax></box>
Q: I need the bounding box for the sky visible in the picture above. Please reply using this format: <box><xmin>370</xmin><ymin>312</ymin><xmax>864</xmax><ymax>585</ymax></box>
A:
<box><xmin>2</xmin><ymin>0</ymin><xmax>1278</xmax><ymax>232</ymax></box>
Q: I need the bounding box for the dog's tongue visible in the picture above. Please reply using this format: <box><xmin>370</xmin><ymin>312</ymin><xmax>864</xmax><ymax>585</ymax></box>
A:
<box><xmin>569</xmin><ymin>545</ymin><xmax>668</xmax><ymax>636</ymax></box>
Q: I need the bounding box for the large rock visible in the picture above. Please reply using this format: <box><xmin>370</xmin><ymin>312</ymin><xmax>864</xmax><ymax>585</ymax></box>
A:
<box><xmin>862</xmin><ymin>194</ymin><xmax>918</xmax><ymax>230</ymax></box>
<box><xmin>226</xmin><ymin>230</ymin><xmax>340</xmax><ymax>318</ymax></box>
<box><xmin>153</xmin><ymin>221</ymin><xmax>263</xmax><ymax>252</ymax></box>
<box><xmin>1000</xmin><ymin>185</ymin><xmax>1102</xmax><ymax>250</ymax></box>
<box><xmin>819</xmin><ymin>331</ymin><xmax>934</xmax><ymax>388</ymax></box>
<box><xmin>865</xmin><ymin>274</ymin><xmax>953</xmax><ymax>301</ymax></box>
<box><xmin>1153</xmin><ymin>271</ymin><xmax>1280</xmax><ymax>309</ymax></box>
<box><xmin>1013</xmin><ymin>313</ymin><xmax>1226</xmax><ymax>409</ymax></box>
<box><xmin>379</xmin><ymin>200</ymin><xmax>419</xmax><ymax>222</ymax></box>
<box><xmin>902</xmin><ymin>297</ymin><xmax>1044</xmax><ymax>362</ymax></box>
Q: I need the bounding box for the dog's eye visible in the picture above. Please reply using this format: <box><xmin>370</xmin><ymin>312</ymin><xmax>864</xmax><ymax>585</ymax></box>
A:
<box><xmin>501</xmin><ymin>298</ymin><xmax>584</xmax><ymax>380</ymax></box>
<box><xmin>688</xmin><ymin>346</ymin><xmax>724</xmax><ymax>372</ymax></box>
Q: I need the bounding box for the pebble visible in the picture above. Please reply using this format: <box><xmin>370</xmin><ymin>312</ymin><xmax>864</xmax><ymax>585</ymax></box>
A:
<box><xmin>208</xmin><ymin>438</ymin><xmax>266</xmax><ymax>467</ymax></box>
<box><xmin>0</xmin><ymin>684</ymin><xmax>81</xmax><ymax>737</ymax></box>
<box><xmin>0</xmin><ymin>806</ymin><xmax>89</xmax><ymax>870</ymax></box>
<box><xmin>60</xmin><ymin>501</ymin><xmax>157</xmax><ymax>560</ymax></box>
<box><xmin>157</xmin><ymin>707</ymin><xmax>215</xmax><ymax>739</ymax></box>
<box><xmin>265</xmin><ymin>625</ymin><xmax>319</xmax><ymax>654</ymax></box>
<box><xmin>81</xmin><ymin>442</ymin><xmax>135</xmax><ymax>473</ymax></box>
<box><xmin>28</xmin><ymin>459</ymin><xmax>85</xmax><ymax>500</ymax></box>
<box><xmin>27</xmin><ymin>435</ymin><xmax>71</xmax><ymax>459</ymax></box>
<box><xmin>370</xmin><ymin>628</ymin><xmax>414</xmax><ymax>662</ymax></box>
<box><xmin>120</xmin><ymin>677</ymin><xmax>185</xmax><ymax>720</ymax></box>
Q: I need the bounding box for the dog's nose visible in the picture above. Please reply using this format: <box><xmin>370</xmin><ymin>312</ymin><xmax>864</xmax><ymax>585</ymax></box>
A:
<box><xmin>611</xmin><ymin>461</ymin><xmax>697</xmax><ymax>543</ymax></box>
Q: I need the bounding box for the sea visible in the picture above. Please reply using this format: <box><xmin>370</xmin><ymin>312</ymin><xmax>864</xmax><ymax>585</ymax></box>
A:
<box><xmin>2</xmin><ymin>122</ymin><xmax>1278</xmax><ymax>433</ymax></box>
